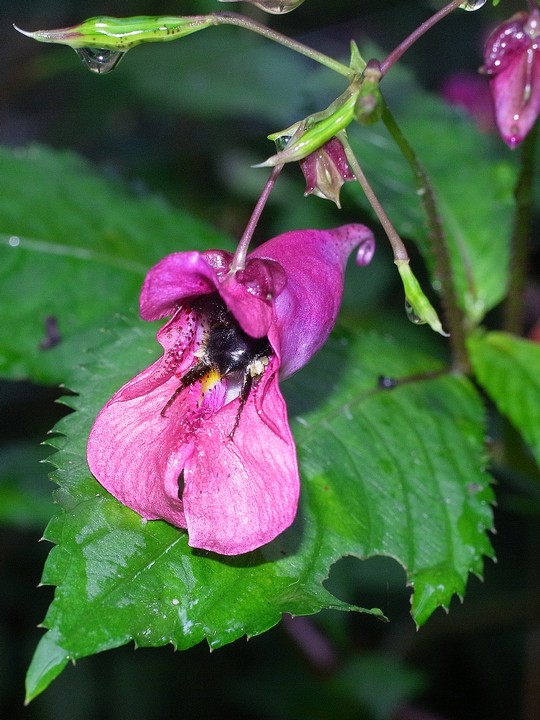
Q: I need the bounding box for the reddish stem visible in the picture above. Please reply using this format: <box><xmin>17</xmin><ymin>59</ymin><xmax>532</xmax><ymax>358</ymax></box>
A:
<box><xmin>230</xmin><ymin>164</ymin><xmax>283</xmax><ymax>272</ymax></box>
<box><xmin>380</xmin><ymin>0</ymin><xmax>463</xmax><ymax>76</ymax></box>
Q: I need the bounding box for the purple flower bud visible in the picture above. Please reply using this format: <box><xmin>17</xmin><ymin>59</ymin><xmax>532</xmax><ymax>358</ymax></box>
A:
<box><xmin>482</xmin><ymin>8</ymin><xmax>540</xmax><ymax>148</ymax></box>
<box><xmin>299</xmin><ymin>137</ymin><xmax>355</xmax><ymax>208</ymax></box>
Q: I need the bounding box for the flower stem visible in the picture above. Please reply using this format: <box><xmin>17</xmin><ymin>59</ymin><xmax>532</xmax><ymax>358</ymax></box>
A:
<box><xmin>381</xmin><ymin>102</ymin><xmax>470</xmax><ymax>372</ymax></box>
<box><xmin>503</xmin><ymin>121</ymin><xmax>537</xmax><ymax>335</ymax></box>
<box><xmin>338</xmin><ymin>131</ymin><xmax>409</xmax><ymax>263</ymax></box>
<box><xmin>380</xmin><ymin>0</ymin><xmax>464</xmax><ymax>76</ymax></box>
<box><xmin>210</xmin><ymin>12</ymin><xmax>353</xmax><ymax>79</ymax></box>
<box><xmin>231</xmin><ymin>164</ymin><xmax>283</xmax><ymax>272</ymax></box>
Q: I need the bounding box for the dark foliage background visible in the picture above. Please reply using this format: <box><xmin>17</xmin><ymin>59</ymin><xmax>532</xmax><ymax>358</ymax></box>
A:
<box><xmin>1</xmin><ymin>1</ymin><xmax>539</xmax><ymax>718</ymax></box>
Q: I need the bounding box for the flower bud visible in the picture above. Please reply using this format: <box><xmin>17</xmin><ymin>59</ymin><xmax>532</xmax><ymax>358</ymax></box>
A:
<box><xmin>354</xmin><ymin>60</ymin><xmax>383</xmax><ymax>126</ymax></box>
<box><xmin>396</xmin><ymin>260</ymin><xmax>448</xmax><ymax>336</ymax></box>
<box><xmin>15</xmin><ymin>15</ymin><xmax>214</xmax><ymax>73</ymax></box>
<box><xmin>259</xmin><ymin>82</ymin><xmax>359</xmax><ymax>167</ymax></box>
<box><xmin>482</xmin><ymin>8</ymin><xmax>540</xmax><ymax>148</ymax></box>
<box><xmin>299</xmin><ymin>137</ymin><xmax>354</xmax><ymax>207</ymax></box>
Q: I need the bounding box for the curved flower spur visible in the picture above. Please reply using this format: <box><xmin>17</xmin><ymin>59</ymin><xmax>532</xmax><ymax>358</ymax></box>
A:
<box><xmin>87</xmin><ymin>225</ymin><xmax>375</xmax><ymax>555</ymax></box>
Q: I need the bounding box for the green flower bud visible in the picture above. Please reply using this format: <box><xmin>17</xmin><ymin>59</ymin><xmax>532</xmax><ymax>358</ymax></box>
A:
<box><xmin>259</xmin><ymin>82</ymin><xmax>360</xmax><ymax>167</ymax></box>
<box><xmin>16</xmin><ymin>15</ymin><xmax>214</xmax><ymax>49</ymax></box>
<box><xmin>396</xmin><ymin>260</ymin><xmax>449</xmax><ymax>337</ymax></box>
<box><xmin>15</xmin><ymin>15</ymin><xmax>214</xmax><ymax>72</ymax></box>
<box><xmin>354</xmin><ymin>60</ymin><xmax>383</xmax><ymax>126</ymax></box>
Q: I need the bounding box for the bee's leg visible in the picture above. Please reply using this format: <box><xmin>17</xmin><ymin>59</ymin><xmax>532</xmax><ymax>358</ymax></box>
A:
<box><xmin>160</xmin><ymin>361</ymin><xmax>211</xmax><ymax>417</ymax></box>
<box><xmin>228</xmin><ymin>355</ymin><xmax>269</xmax><ymax>439</ymax></box>
<box><xmin>228</xmin><ymin>370</ymin><xmax>254</xmax><ymax>440</ymax></box>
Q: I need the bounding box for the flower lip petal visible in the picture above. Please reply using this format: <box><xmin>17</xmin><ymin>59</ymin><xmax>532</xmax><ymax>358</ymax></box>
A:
<box><xmin>183</xmin><ymin>363</ymin><xmax>299</xmax><ymax>555</ymax></box>
<box><xmin>87</xmin><ymin>370</ymin><xmax>199</xmax><ymax>530</ymax></box>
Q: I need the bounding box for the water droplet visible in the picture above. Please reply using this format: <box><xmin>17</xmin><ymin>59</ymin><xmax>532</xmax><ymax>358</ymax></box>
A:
<box><xmin>218</xmin><ymin>0</ymin><xmax>305</xmax><ymax>13</ymax></box>
<box><xmin>356</xmin><ymin>236</ymin><xmax>375</xmax><ymax>266</ymax></box>
<box><xmin>274</xmin><ymin>135</ymin><xmax>291</xmax><ymax>152</ymax></box>
<box><xmin>74</xmin><ymin>47</ymin><xmax>125</xmax><ymax>74</ymax></box>
<box><xmin>377</xmin><ymin>375</ymin><xmax>398</xmax><ymax>390</ymax></box>
<box><xmin>459</xmin><ymin>0</ymin><xmax>487</xmax><ymax>10</ymax></box>
<box><xmin>404</xmin><ymin>300</ymin><xmax>426</xmax><ymax>325</ymax></box>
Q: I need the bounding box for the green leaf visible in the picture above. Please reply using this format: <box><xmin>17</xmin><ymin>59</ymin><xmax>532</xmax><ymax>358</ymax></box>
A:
<box><xmin>289</xmin><ymin>327</ymin><xmax>494</xmax><ymax>625</ymax></box>
<box><xmin>27</xmin><ymin>314</ymin><xmax>494</xmax><ymax>699</ymax></box>
<box><xmin>468</xmin><ymin>330</ymin><xmax>540</xmax><ymax>467</ymax></box>
<box><xmin>350</xmin><ymin>79</ymin><xmax>516</xmax><ymax>325</ymax></box>
<box><xmin>0</xmin><ymin>145</ymin><xmax>230</xmax><ymax>384</ymax></box>
<box><xmin>25</xmin><ymin>631</ymin><xmax>69</xmax><ymax>705</ymax></box>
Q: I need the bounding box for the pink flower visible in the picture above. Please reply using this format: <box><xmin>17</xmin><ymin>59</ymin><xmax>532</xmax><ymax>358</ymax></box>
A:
<box><xmin>299</xmin><ymin>137</ymin><xmax>355</xmax><ymax>208</ymax></box>
<box><xmin>440</xmin><ymin>71</ymin><xmax>495</xmax><ymax>133</ymax></box>
<box><xmin>482</xmin><ymin>8</ymin><xmax>540</xmax><ymax>148</ymax></box>
<box><xmin>87</xmin><ymin>225</ymin><xmax>375</xmax><ymax>555</ymax></box>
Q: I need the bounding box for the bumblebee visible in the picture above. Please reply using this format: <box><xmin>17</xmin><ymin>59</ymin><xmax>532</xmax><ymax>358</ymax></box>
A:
<box><xmin>161</xmin><ymin>296</ymin><xmax>272</xmax><ymax>435</ymax></box>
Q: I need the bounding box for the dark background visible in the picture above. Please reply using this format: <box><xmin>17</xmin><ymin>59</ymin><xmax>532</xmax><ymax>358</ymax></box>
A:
<box><xmin>1</xmin><ymin>1</ymin><xmax>538</xmax><ymax>719</ymax></box>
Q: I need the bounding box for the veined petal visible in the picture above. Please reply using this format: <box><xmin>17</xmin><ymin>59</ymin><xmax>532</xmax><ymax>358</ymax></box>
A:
<box><xmin>87</xmin><ymin>372</ymin><xmax>200</xmax><ymax>529</ymax></box>
<box><xmin>183</xmin><ymin>364</ymin><xmax>299</xmax><ymax>554</ymax></box>
<box><xmin>115</xmin><ymin>307</ymin><xmax>202</xmax><ymax>401</ymax></box>
<box><xmin>140</xmin><ymin>249</ymin><xmax>288</xmax><ymax>340</ymax></box>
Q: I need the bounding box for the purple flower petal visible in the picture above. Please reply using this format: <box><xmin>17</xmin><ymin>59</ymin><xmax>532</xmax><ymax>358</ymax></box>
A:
<box><xmin>251</xmin><ymin>224</ymin><xmax>375</xmax><ymax>377</ymax></box>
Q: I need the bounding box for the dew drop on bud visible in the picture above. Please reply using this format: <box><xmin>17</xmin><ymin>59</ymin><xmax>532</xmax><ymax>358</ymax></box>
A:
<box><xmin>459</xmin><ymin>0</ymin><xmax>487</xmax><ymax>11</ymax></box>
<box><xmin>274</xmin><ymin>135</ymin><xmax>292</xmax><ymax>152</ymax></box>
<box><xmin>405</xmin><ymin>300</ymin><xmax>426</xmax><ymax>325</ymax></box>
<box><xmin>74</xmin><ymin>48</ymin><xmax>125</xmax><ymax>74</ymax></box>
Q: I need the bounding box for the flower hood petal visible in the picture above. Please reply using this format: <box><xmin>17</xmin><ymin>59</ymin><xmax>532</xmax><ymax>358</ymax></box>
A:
<box><xmin>250</xmin><ymin>223</ymin><xmax>374</xmax><ymax>377</ymax></box>
<box><xmin>140</xmin><ymin>249</ymin><xmax>286</xmax><ymax>340</ymax></box>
